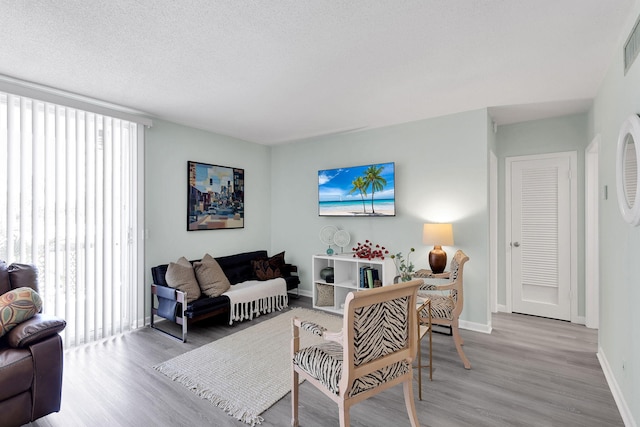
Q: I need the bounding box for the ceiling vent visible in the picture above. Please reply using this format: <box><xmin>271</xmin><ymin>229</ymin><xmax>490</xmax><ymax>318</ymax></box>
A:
<box><xmin>624</xmin><ymin>14</ymin><xmax>640</xmax><ymax>74</ymax></box>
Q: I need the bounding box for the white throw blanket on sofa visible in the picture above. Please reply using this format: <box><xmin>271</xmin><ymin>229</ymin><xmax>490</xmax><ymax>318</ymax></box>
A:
<box><xmin>224</xmin><ymin>278</ymin><xmax>288</xmax><ymax>325</ymax></box>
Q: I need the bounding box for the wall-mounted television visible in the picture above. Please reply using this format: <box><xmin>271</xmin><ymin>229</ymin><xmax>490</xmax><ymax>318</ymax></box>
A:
<box><xmin>318</xmin><ymin>162</ymin><xmax>395</xmax><ymax>217</ymax></box>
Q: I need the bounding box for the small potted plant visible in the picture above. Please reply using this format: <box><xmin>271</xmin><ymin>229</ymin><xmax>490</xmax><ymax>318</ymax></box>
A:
<box><xmin>391</xmin><ymin>248</ymin><xmax>415</xmax><ymax>282</ymax></box>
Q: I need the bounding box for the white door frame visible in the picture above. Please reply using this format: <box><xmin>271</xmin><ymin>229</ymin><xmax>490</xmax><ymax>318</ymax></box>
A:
<box><xmin>585</xmin><ymin>136</ymin><xmax>600</xmax><ymax>329</ymax></box>
<box><xmin>489</xmin><ymin>151</ymin><xmax>498</xmax><ymax>313</ymax></box>
<box><xmin>505</xmin><ymin>151</ymin><xmax>579</xmax><ymax>322</ymax></box>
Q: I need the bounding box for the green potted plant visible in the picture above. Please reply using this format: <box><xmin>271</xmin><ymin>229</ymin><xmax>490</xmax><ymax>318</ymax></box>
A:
<box><xmin>391</xmin><ymin>248</ymin><xmax>415</xmax><ymax>282</ymax></box>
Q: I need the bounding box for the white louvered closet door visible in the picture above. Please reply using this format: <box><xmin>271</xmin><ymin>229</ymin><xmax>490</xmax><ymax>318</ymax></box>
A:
<box><xmin>509</xmin><ymin>155</ymin><xmax>572</xmax><ymax>320</ymax></box>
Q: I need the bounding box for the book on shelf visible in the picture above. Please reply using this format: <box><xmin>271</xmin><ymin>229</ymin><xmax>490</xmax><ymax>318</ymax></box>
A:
<box><xmin>358</xmin><ymin>267</ymin><xmax>381</xmax><ymax>288</ymax></box>
<box><xmin>366</xmin><ymin>268</ymin><xmax>374</xmax><ymax>288</ymax></box>
<box><xmin>359</xmin><ymin>267</ymin><xmax>368</xmax><ymax>288</ymax></box>
<box><xmin>371</xmin><ymin>268</ymin><xmax>379</xmax><ymax>284</ymax></box>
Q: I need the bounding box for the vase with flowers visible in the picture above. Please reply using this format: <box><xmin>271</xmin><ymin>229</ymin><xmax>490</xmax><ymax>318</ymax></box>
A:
<box><xmin>390</xmin><ymin>248</ymin><xmax>415</xmax><ymax>282</ymax></box>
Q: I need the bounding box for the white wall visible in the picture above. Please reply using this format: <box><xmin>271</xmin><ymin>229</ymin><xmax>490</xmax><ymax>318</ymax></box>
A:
<box><xmin>589</xmin><ymin>1</ymin><xmax>640</xmax><ymax>423</ymax></box>
<box><xmin>270</xmin><ymin>109</ymin><xmax>491</xmax><ymax>328</ymax></box>
<box><xmin>142</xmin><ymin>83</ymin><xmax>640</xmax><ymax>420</ymax></box>
<box><xmin>495</xmin><ymin>113</ymin><xmax>589</xmax><ymax>315</ymax></box>
<box><xmin>143</xmin><ymin>111</ymin><xmax>491</xmax><ymax>330</ymax></box>
<box><xmin>144</xmin><ymin>119</ymin><xmax>272</xmax><ymax>285</ymax></box>
<box><xmin>137</xmin><ymin>10</ymin><xmax>640</xmax><ymax>418</ymax></box>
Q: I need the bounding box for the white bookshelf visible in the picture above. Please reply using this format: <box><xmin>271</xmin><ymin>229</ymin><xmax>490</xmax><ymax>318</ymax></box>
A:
<box><xmin>312</xmin><ymin>253</ymin><xmax>396</xmax><ymax>314</ymax></box>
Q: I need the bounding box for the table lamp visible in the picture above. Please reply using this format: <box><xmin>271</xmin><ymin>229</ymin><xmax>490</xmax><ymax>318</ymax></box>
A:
<box><xmin>422</xmin><ymin>223</ymin><xmax>454</xmax><ymax>274</ymax></box>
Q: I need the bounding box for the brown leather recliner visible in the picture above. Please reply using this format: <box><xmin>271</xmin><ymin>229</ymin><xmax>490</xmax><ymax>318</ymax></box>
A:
<box><xmin>0</xmin><ymin>261</ymin><xmax>66</xmax><ymax>427</ymax></box>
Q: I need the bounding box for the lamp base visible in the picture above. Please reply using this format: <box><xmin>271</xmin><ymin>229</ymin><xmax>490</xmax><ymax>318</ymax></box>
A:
<box><xmin>428</xmin><ymin>245</ymin><xmax>447</xmax><ymax>274</ymax></box>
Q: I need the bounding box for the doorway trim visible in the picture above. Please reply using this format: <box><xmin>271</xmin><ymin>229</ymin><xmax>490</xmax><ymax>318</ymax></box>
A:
<box><xmin>505</xmin><ymin>151</ymin><xmax>579</xmax><ymax>322</ymax></box>
<box><xmin>489</xmin><ymin>150</ymin><xmax>498</xmax><ymax>314</ymax></box>
<box><xmin>585</xmin><ymin>136</ymin><xmax>600</xmax><ymax>329</ymax></box>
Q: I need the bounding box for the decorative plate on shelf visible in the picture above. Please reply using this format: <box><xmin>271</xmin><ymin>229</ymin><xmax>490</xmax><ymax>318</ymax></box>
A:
<box><xmin>333</xmin><ymin>230</ymin><xmax>351</xmax><ymax>253</ymax></box>
<box><xmin>319</xmin><ymin>225</ymin><xmax>338</xmax><ymax>255</ymax></box>
<box><xmin>319</xmin><ymin>225</ymin><xmax>338</xmax><ymax>245</ymax></box>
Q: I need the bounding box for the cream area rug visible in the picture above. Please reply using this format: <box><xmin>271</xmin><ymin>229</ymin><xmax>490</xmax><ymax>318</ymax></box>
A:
<box><xmin>153</xmin><ymin>307</ymin><xmax>343</xmax><ymax>426</ymax></box>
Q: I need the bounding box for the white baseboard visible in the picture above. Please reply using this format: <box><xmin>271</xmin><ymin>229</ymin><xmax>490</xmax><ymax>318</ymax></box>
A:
<box><xmin>598</xmin><ymin>345</ymin><xmax>637</xmax><ymax>427</ymax></box>
<box><xmin>460</xmin><ymin>319</ymin><xmax>492</xmax><ymax>334</ymax></box>
<box><xmin>296</xmin><ymin>289</ymin><xmax>312</xmax><ymax>298</ymax></box>
<box><xmin>496</xmin><ymin>305</ymin><xmax>587</xmax><ymax>327</ymax></box>
<box><xmin>573</xmin><ymin>315</ymin><xmax>586</xmax><ymax>325</ymax></box>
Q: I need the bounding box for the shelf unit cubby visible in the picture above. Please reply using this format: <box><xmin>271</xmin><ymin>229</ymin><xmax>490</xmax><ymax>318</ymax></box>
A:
<box><xmin>312</xmin><ymin>253</ymin><xmax>396</xmax><ymax>314</ymax></box>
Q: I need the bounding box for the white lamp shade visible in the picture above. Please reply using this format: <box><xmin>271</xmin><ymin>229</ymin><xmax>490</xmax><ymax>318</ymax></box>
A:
<box><xmin>422</xmin><ymin>223</ymin><xmax>454</xmax><ymax>246</ymax></box>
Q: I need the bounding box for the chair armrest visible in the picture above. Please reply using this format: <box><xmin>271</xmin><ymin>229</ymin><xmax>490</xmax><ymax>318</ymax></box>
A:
<box><xmin>419</xmin><ymin>278</ymin><xmax>455</xmax><ymax>292</ymax></box>
<box><xmin>295</xmin><ymin>319</ymin><xmax>327</xmax><ymax>337</ymax></box>
<box><xmin>283</xmin><ymin>263</ymin><xmax>298</xmax><ymax>276</ymax></box>
<box><xmin>152</xmin><ymin>283</ymin><xmax>185</xmax><ymax>303</ymax></box>
<box><xmin>151</xmin><ymin>284</ymin><xmax>185</xmax><ymax>322</ymax></box>
<box><xmin>323</xmin><ymin>330</ymin><xmax>344</xmax><ymax>344</ymax></box>
<box><xmin>431</xmin><ymin>282</ymin><xmax>456</xmax><ymax>291</ymax></box>
<box><xmin>293</xmin><ymin>318</ymin><xmax>343</xmax><ymax>343</ymax></box>
<box><xmin>415</xmin><ymin>269</ymin><xmax>450</xmax><ymax>279</ymax></box>
<box><xmin>6</xmin><ymin>314</ymin><xmax>66</xmax><ymax>348</ymax></box>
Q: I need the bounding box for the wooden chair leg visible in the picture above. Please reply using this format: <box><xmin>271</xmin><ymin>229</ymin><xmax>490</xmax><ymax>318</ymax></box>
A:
<box><xmin>338</xmin><ymin>402</ymin><xmax>349</xmax><ymax>427</ymax></box>
<box><xmin>291</xmin><ymin>369</ymin><xmax>299</xmax><ymax>427</ymax></box>
<box><xmin>417</xmin><ymin>337</ymin><xmax>422</xmax><ymax>401</ymax></box>
<box><xmin>291</xmin><ymin>319</ymin><xmax>300</xmax><ymax>426</ymax></box>
<box><xmin>452</xmin><ymin>323</ymin><xmax>471</xmax><ymax>369</ymax></box>
<box><xmin>403</xmin><ymin>378</ymin><xmax>420</xmax><ymax>427</ymax></box>
<box><xmin>429</xmin><ymin>323</ymin><xmax>433</xmax><ymax>381</ymax></box>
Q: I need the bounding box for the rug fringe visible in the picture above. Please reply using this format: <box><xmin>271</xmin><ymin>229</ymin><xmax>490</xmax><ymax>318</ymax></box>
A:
<box><xmin>153</xmin><ymin>363</ymin><xmax>265</xmax><ymax>426</ymax></box>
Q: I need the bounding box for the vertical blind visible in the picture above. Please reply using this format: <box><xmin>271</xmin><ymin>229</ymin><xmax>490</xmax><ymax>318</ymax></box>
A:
<box><xmin>0</xmin><ymin>90</ymin><xmax>145</xmax><ymax>347</ymax></box>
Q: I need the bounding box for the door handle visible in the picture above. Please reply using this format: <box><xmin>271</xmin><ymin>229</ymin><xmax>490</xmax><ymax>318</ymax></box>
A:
<box><xmin>512</xmin><ymin>242</ymin><xmax>520</xmax><ymax>247</ymax></box>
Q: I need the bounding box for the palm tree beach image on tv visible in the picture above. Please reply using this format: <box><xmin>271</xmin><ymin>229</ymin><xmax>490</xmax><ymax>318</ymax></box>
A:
<box><xmin>318</xmin><ymin>162</ymin><xmax>395</xmax><ymax>217</ymax></box>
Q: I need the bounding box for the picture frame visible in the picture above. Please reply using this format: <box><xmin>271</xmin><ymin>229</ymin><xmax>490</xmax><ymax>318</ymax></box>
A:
<box><xmin>187</xmin><ymin>161</ymin><xmax>244</xmax><ymax>230</ymax></box>
<box><xmin>318</xmin><ymin>162</ymin><xmax>395</xmax><ymax>217</ymax></box>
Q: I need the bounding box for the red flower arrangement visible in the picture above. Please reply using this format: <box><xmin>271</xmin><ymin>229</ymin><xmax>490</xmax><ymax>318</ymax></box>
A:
<box><xmin>352</xmin><ymin>240</ymin><xmax>390</xmax><ymax>260</ymax></box>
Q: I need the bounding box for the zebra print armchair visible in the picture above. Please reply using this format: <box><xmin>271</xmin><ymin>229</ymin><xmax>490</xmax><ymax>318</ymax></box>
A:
<box><xmin>417</xmin><ymin>249</ymin><xmax>471</xmax><ymax>369</ymax></box>
<box><xmin>291</xmin><ymin>280</ymin><xmax>423</xmax><ymax>427</ymax></box>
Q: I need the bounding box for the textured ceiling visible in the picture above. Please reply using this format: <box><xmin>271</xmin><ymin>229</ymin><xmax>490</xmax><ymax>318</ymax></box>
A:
<box><xmin>0</xmin><ymin>1</ymin><xmax>635</xmax><ymax>144</ymax></box>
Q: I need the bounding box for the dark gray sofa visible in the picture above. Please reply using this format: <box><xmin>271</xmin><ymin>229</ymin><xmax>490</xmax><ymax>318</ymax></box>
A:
<box><xmin>150</xmin><ymin>250</ymin><xmax>299</xmax><ymax>342</ymax></box>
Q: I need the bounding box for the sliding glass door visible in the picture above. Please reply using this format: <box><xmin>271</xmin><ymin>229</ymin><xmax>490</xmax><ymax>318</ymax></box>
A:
<box><xmin>0</xmin><ymin>91</ymin><xmax>145</xmax><ymax>347</ymax></box>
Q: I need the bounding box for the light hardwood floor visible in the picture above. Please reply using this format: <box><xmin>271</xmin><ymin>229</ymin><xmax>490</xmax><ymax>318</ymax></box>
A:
<box><xmin>30</xmin><ymin>297</ymin><xmax>623</xmax><ymax>427</ymax></box>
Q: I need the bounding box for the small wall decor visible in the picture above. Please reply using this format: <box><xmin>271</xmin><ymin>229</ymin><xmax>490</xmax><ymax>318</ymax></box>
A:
<box><xmin>187</xmin><ymin>161</ymin><xmax>244</xmax><ymax>231</ymax></box>
<box><xmin>616</xmin><ymin>115</ymin><xmax>640</xmax><ymax>226</ymax></box>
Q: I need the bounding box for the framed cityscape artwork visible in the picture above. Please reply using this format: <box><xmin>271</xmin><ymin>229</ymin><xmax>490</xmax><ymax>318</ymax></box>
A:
<box><xmin>187</xmin><ymin>161</ymin><xmax>244</xmax><ymax>231</ymax></box>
